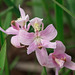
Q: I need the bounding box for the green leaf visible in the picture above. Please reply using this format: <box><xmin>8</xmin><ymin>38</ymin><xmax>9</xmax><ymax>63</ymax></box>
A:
<box><xmin>0</xmin><ymin>41</ymin><xmax>6</xmax><ymax>75</ymax></box>
<box><xmin>3</xmin><ymin>12</ymin><xmax>12</xmax><ymax>75</ymax></box>
<box><xmin>4</xmin><ymin>56</ymin><xmax>9</xmax><ymax>75</ymax></box>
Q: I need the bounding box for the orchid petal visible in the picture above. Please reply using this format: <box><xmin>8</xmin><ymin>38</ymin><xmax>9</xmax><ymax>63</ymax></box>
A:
<box><xmin>27</xmin><ymin>23</ymin><xmax>31</xmax><ymax>31</ymax></box>
<box><xmin>6</xmin><ymin>27</ymin><xmax>18</xmax><ymax>35</ymax></box>
<box><xmin>64</xmin><ymin>54</ymin><xmax>75</xmax><ymax>70</ymax></box>
<box><xmin>65</xmin><ymin>54</ymin><xmax>71</xmax><ymax>62</ymax></box>
<box><xmin>48</xmin><ymin>53</ymin><xmax>56</xmax><ymax>68</ymax></box>
<box><xmin>40</xmin><ymin>24</ymin><xmax>57</xmax><ymax>41</ymax></box>
<box><xmin>16</xmin><ymin>15</ymin><xmax>29</xmax><ymax>26</ymax></box>
<box><xmin>11</xmin><ymin>35</ymin><xmax>24</xmax><ymax>48</ymax></box>
<box><xmin>54</xmin><ymin>41</ymin><xmax>66</xmax><ymax>55</ymax></box>
<box><xmin>18</xmin><ymin>30</ymin><xmax>34</xmax><ymax>45</ymax></box>
<box><xmin>19</xmin><ymin>5</ymin><xmax>25</xmax><ymax>18</ymax></box>
<box><xmin>25</xmin><ymin>14</ymin><xmax>29</xmax><ymax>22</ymax></box>
<box><xmin>11</xmin><ymin>21</ymin><xmax>19</xmax><ymax>30</ymax></box>
<box><xmin>0</xmin><ymin>27</ymin><xmax>7</xmax><ymax>34</ymax></box>
<box><xmin>27</xmin><ymin>41</ymin><xmax>37</xmax><ymax>54</ymax></box>
<box><xmin>41</xmin><ymin>39</ymin><xmax>56</xmax><ymax>49</ymax></box>
<box><xmin>0</xmin><ymin>27</ymin><xmax>18</xmax><ymax>35</ymax></box>
<box><xmin>35</xmin><ymin>48</ymin><xmax>49</xmax><ymax>66</ymax></box>
<box><xmin>30</xmin><ymin>17</ymin><xmax>43</xmax><ymax>25</ymax></box>
<box><xmin>16</xmin><ymin>19</ymin><xmax>26</xmax><ymax>26</ymax></box>
<box><xmin>64</xmin><ymin>61</ymin><xmax>75</xmax><ymax>70</ymax></box>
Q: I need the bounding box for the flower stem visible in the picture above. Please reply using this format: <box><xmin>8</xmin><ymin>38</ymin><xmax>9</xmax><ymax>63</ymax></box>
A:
<box><xmin>41</xmin><ymin>67</ymin><xmax>47</xmax><ymax>75</ymax></box>
<box><xmin>43</xmin><ymin>67</ymin><xmax>47</xmax><ymax>75</ymax></box>
<box><xmin>41</xmin><ymin>67</ymin><xmax>44</xmax><ymax>75</ymax></box>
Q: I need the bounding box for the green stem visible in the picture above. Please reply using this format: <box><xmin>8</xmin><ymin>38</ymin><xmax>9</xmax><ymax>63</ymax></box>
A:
<box><xmin>43</xmin><ymin>67</ymin><xmax>47</xmax><ymax>75</ymax></box>
<box><xmin>41</xmin><ymin>67</ymin><xmax>44</xmax><ymax>75</ymax></box>
<box><xmin>41</xmin><ymin>67</ymin><xmax>47</xmax><ymax>75</ymax></box>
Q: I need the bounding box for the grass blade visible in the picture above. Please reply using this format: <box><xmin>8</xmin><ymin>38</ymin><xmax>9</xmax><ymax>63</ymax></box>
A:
<box><xmin>0</xmin><ymin>17</ymin><xmax>4</xmax><ymax>46</ymax></box>
<box><xmin>4</xmin><ymin>56</ymin><xmax>10</xmax><ymax>75</ymax></box>
<box><xmin>52</xmin><ymin>0</ymin><xmax>75</xmax><ymax>19</ymax></box>
<box><xmin>55</xmin><ymin>0</ymin><xmax>64</xmax><ymax>42</ymax></box>
<box><xmin>0</xmin><ymin>11</ymin><xmax>11</xmax><ymax>75</ymax></box>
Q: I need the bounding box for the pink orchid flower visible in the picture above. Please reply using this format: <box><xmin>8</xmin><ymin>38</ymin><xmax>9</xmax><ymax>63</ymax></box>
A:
<box><xmin>48</xmin><ymin>41</ymin><xmax>75</xmax><ymax>75</ymax></box>
<box><xmin>18</xmin><ymin>24</ymin><xmax>57</xmax><ymax>66</ymax></box>
<box><xmin>15</xmin><ymin>5</ymin><xmax>29</xmax><ymax>28</ymax></box>
<box><xmin>0</xmin><ymin>6</ymin><xmax>29</xmax><ymax>48</ymax></box>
